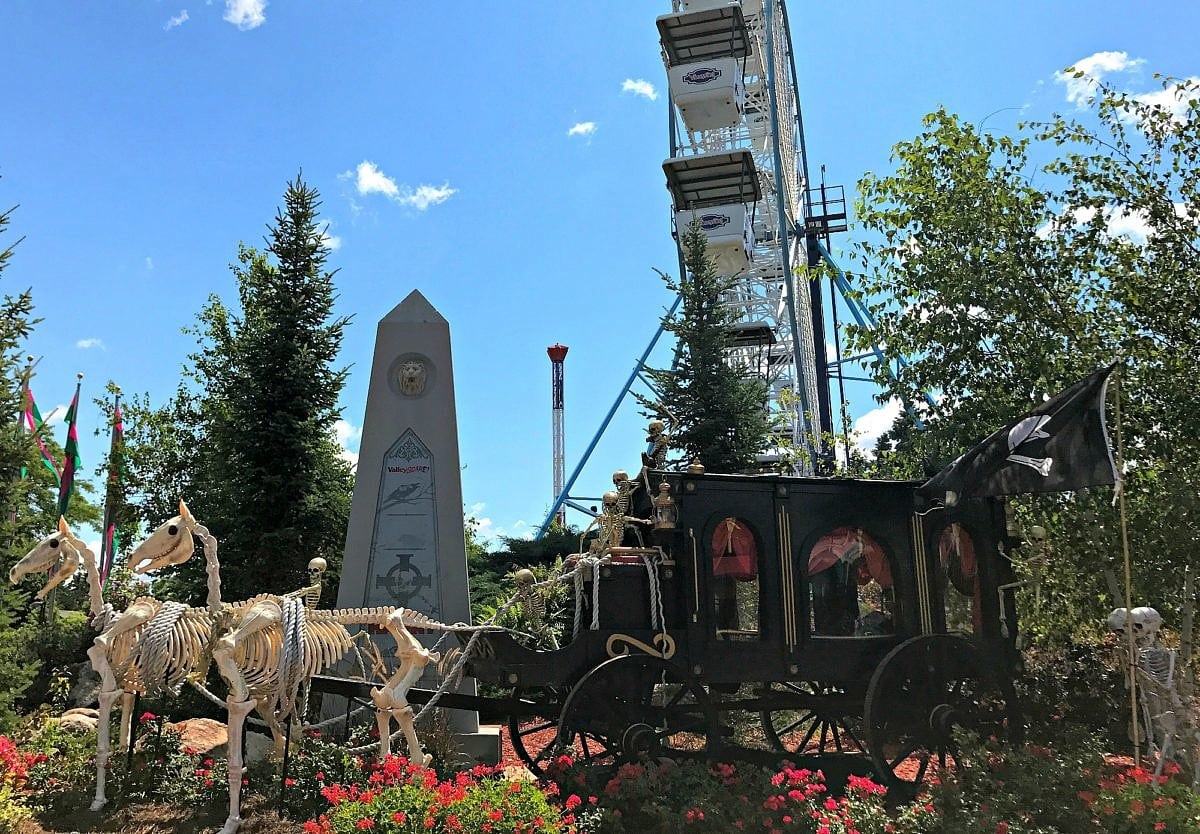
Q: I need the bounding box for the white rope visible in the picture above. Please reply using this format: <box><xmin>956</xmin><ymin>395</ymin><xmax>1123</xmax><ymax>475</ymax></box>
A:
<box><xmin>335</xmin><ymin>556</ymin><xmax>653</xmax><ymax>756</ymax></box>
<box><xmin>343</xmin><ymin>596</ymin><xmax>524</xmax><ymax>756</ymax></box>
<box><xmin>137</xmin><ymin>601</ymin><xmax>189</xmax><ymax>695</ymax></box>
<box><xmin>641</xmin><ymin>550</ymin><xmax>664</xmax><ymax>632</ymax></box>
<box><xmin>276</xmin><ymin>597</ymin><xmax>307</xmax><ymax>722</ymax></box>
<box><xmin>591</xmin><ymin>560</ymin><xmax>602</xmax><ymax>630</ymax></box>
<box><xmin>572</xmin><ymin>562</ymin><xmax>587</xmax><ymax>638</ymax></box>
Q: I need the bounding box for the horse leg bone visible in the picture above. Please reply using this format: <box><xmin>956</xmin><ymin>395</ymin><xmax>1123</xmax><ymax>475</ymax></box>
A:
<box><xmin>117</xmin><ymin>691</ymin><xmax>136</xmax><ymax>752</ymax></box>
<box><xmin>370</xmin><ymin>687</ymin><xmax>394</xmax><ymax>758</ymax></box>
<box><xmin>394</xmin><ymin>705</ymin><xmax>430</xmax><ymax>768</ymax></box>
<box><xmin>375</xmin><ymin>609</ymin><xmax>438</xmax><ymax>765</ymax></box>
<box><xmin>91</xmin><ymin>688</ymin><xmax>120</xmax><ymax>811</ymax></box>
<box><xmin>220</xmin><ymin>698</ymin><xmax>255</xmax><ymax>834</ymax></box>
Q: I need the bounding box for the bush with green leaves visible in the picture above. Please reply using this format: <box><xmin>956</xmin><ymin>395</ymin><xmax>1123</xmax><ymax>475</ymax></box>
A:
<box><xmin>1090</xmin><ymin>759</ymin><xmax>1200</xmax><ymax>832</ymax></box>
<box><xmin>474</xmin><ymin>560</ymin><xmax>571</xmax><ymax>652</ymax></box>
<box><xmin>20</xmin><ymin>716</ymin><xmax>98</xmax><ymax>809</ymax></box>
<box><xmin>546</xmin><ymin>755</ymin><xmax>939</xmax><ymax>834</ymax></box>
<box><xmin>119</xmin><ymin>711</ymin><xmax>231</xmax><ymax>806</ymax></box>
<box><xmin>261</xmin><ymin>728</ymin><xmax>358</xmax><ymax>821</ymax></box>
<box><xmin>305</xmin><ymin>755</ymin><xmax>568</xmax><ymax>834</ymax></box>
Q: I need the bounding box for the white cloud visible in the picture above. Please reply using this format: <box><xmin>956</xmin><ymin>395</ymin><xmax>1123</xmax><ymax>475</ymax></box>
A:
<box><xmin>468</xmin><ymin>503</ymin><xmax>532</xmax><ymax>544</ymax></box>
<box><xmin>76</xmin><ymin>338</ymin><xmax>106</xmax><ymax>350</ymax></box>
<box><xmin>343</xmin><ymin>161</ymin><xmax>457</xmax><ymax>211</ymax></box>
<box><xmin>1037</xmin><ymin>203</ymin><xmax>1161</xmax><ymax>242</ymax></box>
<box><xmin>1134</xmin><ymin>77</ymin><xmax>1200</xmax><ymax>122</ymax></box>
<box><xmin>621</xmin><ymin>78</ymin><xmax>658</xmax><ymax>101</ymax></box>
<box><xmin>44</xmin><ymin>405</ymin><xmax>67</xmax><ymax>427</ymax></box>
<box><xmin>334</xmin><ymin>419</ymin><xmax>360</xmax><ymax>447</ymax></box>
<box><xmin>404</xmin><ymin>184</ymin><xmax>457</xmax><ymax>210</ymax></box>
<box><xmin>319</xmin><ymin>222</ymin><xmax>342</xmax><ymax>251</ymax></box>
<box><xmin>1104</xmin><ymin>207</ymin><xmax>1154</xmax><ymax>240</ymax></box>
<box><xmin>164</xmin><ymin>10</ymin><xmax>189</xmax><ymax>30</ymax></box>
<box><xmin>1054</xmin><ymin>51</ymin><xmax>1145</xmax><ymax>107</ymax></box>
<box><xmin>350</xmin><ymin>161</ymin><xmax>399</xmax><ymax>199</ymax></box>
<box><xmin>145</xmin><ymin>257</ymin><xmax>154</xmax><ymax>270</ymax></box>
<box><xmin>333</xmin><ymin>419</ymin><xmax>360</xmax><ymax>467</ymax></box>
<box><xmin>853</xmin><ymin>398</ymin><xmax>903</xmax><ymax>454</ymax></box>
<box><xmin>567</xmin><ymin>121</ymin><xmax>597</xmax><ymax>138</ymax></box>
<box><xmin>224</xmin><ymin>0</ymin><xmax>266</xmax><ymax>30</ymax></box>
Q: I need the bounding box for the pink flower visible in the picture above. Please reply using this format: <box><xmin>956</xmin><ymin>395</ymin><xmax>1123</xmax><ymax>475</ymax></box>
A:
<box><xmin>139</xmin><ymin>711</ymin><xmax>157</xmax><ymax>724</ymax></box>
<box><xmin>355</xmin><ymin>820</ymin><xmax>374</xmax><ymax>830</ymax></box>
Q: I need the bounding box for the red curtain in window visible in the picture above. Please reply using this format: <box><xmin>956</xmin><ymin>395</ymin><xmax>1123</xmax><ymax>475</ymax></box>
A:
<box><xmin>711</xmin><ymin>517</ymin><xmax>758</xmax><ymax>581</ymax></box>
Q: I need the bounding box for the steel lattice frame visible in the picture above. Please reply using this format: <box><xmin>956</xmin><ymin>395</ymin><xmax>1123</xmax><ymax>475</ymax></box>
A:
<box><xmin>667</xmin><ymin>0</ymin><xmax>821</xmax><ymax>468</ymax></box>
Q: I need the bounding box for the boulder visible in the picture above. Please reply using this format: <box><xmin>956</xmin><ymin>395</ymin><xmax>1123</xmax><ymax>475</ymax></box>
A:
<box><xmin>53</xmin><ymin>710</ymin><xmax>99</xmax><ymax>733</ymax></box>
<box><xmin>167</xmin><ymin>717</ymin><xmax>228</xmax><ymax>755</ymax></box>
<box><xmin>244</xmin><ymin>731</ymin><xmax>274</xmax><ymax>764</ymax></box>
<box><xmin>62</xmin><ymin>707</ymin><xmax>99</xmax><ymax>719</ymax></box>
<box><xmin>67</xmin><ymin>661</ymin><xmax>101</xmax><ymax>708</ymax></box>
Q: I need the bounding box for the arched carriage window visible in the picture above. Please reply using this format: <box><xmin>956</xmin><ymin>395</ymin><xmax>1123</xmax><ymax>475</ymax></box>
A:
<box><xmin>938</xmin><ymin>523</ymin><xmax>981</xmax><ymax>633</ymax></box>
<box><xmin>710</xmin><ymin>517</ymin><xmax>761</xmax><ymax>641</ymax></box>
<box><xmin>807</xmin><ymin>527</ymin><xmax>894</xmax><ymax>637</ymax></box>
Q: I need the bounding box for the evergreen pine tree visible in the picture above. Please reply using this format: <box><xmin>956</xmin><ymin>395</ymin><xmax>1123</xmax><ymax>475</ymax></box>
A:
<box><xmin>151</xmin><ymin>176</ymin><xmax>353</xmax><ymax>604</ymax></box>
<box><xmin>0</xmin><ymin>201</ymin><xmax>53</xmax><ymax>724</ymax></box>
<box><xmin>643</xmin><ymin>222</ymin><xmax>773</xmax><ymax>473</ymax></box>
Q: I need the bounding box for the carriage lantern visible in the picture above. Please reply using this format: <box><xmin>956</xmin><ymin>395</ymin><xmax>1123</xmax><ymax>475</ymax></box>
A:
<box><xmin>652</xmin><ymin>481</ymin><xmax>678</xmax><ymax>530</ymax></box>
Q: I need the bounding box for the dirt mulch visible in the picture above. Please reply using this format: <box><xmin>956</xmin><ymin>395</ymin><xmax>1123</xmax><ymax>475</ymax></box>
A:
<box><xmin>20</xmin><ymin>795</ymin><xmax>300</xmax><ymax>834</ymax></box>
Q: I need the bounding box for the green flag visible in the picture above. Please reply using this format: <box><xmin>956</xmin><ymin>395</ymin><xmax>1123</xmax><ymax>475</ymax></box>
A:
<box><xmin>56</xmin><ymin>377</ymin><xmax>82</xmax><ymax>519</ymax></box>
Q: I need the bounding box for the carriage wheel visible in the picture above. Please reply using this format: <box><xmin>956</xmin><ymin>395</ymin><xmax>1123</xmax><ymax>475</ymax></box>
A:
<box><xmin>863</xmin><ymin>635</ymin><xmax>1009</xmax><ymax>789</ymax></box>
<box><xmin>507</xmin><ymin>686</ymin><xmax>569</xmax><ymax>775</ymax></box>
<box><xmin>556</xmin><ymin>655</ymin><xmax>716</xmax><ymax>766</ymax></box>
<box><xmin>761</xmin><ymin>681</ymin><xmax>865</xmax><ymax>755</ymax></box>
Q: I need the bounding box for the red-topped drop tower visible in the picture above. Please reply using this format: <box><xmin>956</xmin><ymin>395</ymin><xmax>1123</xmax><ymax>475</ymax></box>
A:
<box><xmin>547</xmin><ymin>344</ymin><xmax>569</xmax><ymax>526</ymax></box>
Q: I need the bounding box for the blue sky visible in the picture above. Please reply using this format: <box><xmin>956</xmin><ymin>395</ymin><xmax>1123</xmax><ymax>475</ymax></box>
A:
<box><xmin>3</xmin><ymin>1</ymin><xmax>1198</xmax><ymax>547</ymax></box>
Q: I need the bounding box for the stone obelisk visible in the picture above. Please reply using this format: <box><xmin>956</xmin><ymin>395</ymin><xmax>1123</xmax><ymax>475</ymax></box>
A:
<box><xmin>336</xmin><ymin>290</ymin><xmax>481</xmax><ymax>739</ymax></box>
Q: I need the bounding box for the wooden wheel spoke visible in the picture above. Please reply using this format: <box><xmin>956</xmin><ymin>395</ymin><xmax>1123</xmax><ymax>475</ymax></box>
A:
<box><xmin>797</xmin><ymin>717</ymin><xmax>822</xmax><ymax>751</ymax></box>
<box><xmin>665</xmin><ymin>686</ymin><xmax>692</xmax><ymax>709</ymax></box>
<box><xmin>888</xmin><ymin>740</ymin><xmax>922</xmax><ymax>770</ymax></box>
<box><xmin>914</xmin><ymin>753</ymin><xmax>931</xmax><ymax>784</ymax></box>
<box><xmin>519</xmin><ymin>720</ymin><xmax>556</xmax><ymax>737</ymax></box>
<box><xmin>841</xmin><ymin>723</ymin><xmax>864</xmax><ymax>750</ymax></box>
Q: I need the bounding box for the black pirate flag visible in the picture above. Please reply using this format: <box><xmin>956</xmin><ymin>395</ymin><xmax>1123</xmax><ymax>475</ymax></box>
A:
<box><xmin>920</xmin><ymin>365</ymin><xmax>1119</xmax><ymax>505</ymax></box>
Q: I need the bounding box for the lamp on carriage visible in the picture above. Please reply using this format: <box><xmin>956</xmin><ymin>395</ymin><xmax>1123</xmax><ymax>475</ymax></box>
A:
<box><xmin>652</xmin><ymin>481</ymin><xmax>678</xmax><ymax>531</ymax></box>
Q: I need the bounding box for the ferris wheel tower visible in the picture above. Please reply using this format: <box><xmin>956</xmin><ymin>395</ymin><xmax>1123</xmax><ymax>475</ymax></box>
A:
<box><xmin>537</xmin><ymin>0</ymin><xmax>853</xmax><ymax>535</ymax></box>
<box><xmin>659</xmin><ymin>0</ymin><xmax>839</xmax><ymax>467</ymax></box>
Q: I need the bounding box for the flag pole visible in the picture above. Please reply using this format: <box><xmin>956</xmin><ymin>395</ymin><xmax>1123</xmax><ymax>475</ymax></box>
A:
<box><xmin>99</xmin><ymin>387</ymin><xmax>122</xmax><ymax>587</ymax></box>
<box><xmin>1114</xmin><ymin>365</ymin><xmax>1139</xmax><ymax>766</ymax></box>
<box><xmin>47</xmin><ymin>373</ymin><xmax>83</xmax><ymax>621</ymax></box>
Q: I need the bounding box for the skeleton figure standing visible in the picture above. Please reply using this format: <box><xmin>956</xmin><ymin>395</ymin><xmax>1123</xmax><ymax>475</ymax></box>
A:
<box><xmin>1107</xmin><ymin>606</ymin><xmax>1200</xmax><ymax>788</ymax></box>
<box><xmin>639</xmin><ymin>419</ymin><xmax>671</xmax><ymax>496</ymax></box>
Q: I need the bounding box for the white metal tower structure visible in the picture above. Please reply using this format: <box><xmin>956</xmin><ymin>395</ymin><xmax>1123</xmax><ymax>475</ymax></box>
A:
<box><xmin>658</xmin><ymin>0</ymin><xmax>827</xmax><ymax>467</ymax></box>
<box><xmin>548</xmin><ymin>344</ymin><xmax>569</xmax><ymax>526</ymax></box>
<box><xmin>536</xmin><ymin>0</ymin><xmax>847</xmax><ymax>536</ymax></box>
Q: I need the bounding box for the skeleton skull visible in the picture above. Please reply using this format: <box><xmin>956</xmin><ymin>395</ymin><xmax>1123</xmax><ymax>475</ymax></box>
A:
<box><xmin>308</xmin><ymin>557</ymin><xmax>328</xmax><ymax>585</ymax></box>
<box><xmin>646</xmin><ymin>420</ymin><xmax>664</xmax><ymax>442</ymax></box>
<box><xmin>612</xmin><ymin>470</ymin><xmax>629</xmax><ymax>486</ymax></box>
<box><xmin>513</xmin><ymin>568</ymin><xmax>536</xmax><ymax>589</ymax></box>
<box><xmin>1131</xmin><ymin>606</ymin><xmax>1163</xmax><ymax>642</ymax></box>
<box><xmin>601</xmin><ymin>490</ymin><xmax>619</xmax><ymax>511</ymax></box>
<box><xmin>1107</xmin><ymin>606</ymin><xmax>1163</xmax><ymax>645</ymax></box>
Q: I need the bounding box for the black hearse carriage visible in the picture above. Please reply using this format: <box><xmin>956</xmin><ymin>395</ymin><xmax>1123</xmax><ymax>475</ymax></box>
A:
<box><xmin>466</xmin><ymin>470</ymin><xmax>1021</xmax><ymax>787</ymax></box>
